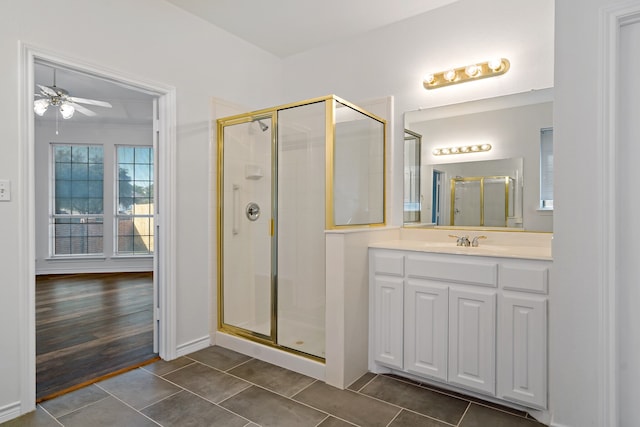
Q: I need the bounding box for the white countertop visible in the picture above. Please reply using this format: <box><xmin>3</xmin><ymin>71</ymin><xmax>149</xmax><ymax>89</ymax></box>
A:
<box><xmin>369</xmin><ymin>239</ymin><xmax>552</xmax><ymax>261</ymax></box>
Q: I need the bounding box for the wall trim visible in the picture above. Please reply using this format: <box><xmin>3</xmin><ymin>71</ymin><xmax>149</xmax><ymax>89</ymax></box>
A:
<box><xmin>18</xmin><ymin>42</ymin><xmax>178</xmax><ymax>418</ymax></box>
<box><xmin>599</xmin><ymin>3</ymin><xmax>640</xmax><ymax>427</ymax></box>
<box><xmin>176</xmin><ymin>335</ymin><xmax>211</xmax><ymax>357</ymax></box>
<box><xmin>36</xmin><ymin>266</ymin><xmax>153</xmax><ymax>275</ymax></box>
<box><xmin>0</xmin><ymin>402</ymin><xmax>21</xmax><ymax>424</ymax></box>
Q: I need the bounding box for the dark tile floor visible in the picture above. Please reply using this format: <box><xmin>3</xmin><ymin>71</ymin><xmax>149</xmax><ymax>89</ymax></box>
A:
<box><xmin>3</xmin><ymin>346</ymin><xmax>546</xmax><ymax>426</ymax></box>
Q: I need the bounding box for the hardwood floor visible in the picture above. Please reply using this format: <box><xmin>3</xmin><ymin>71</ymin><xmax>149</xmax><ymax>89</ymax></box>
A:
<box><xmin>36</xmin><ymin>272</ymin><xmax>158</xmax><ymax>401</ymax></box>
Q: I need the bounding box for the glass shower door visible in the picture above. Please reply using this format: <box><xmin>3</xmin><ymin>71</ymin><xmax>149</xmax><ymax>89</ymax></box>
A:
<box><xmin>221</xmin><ymin>117</ymin><xmax>273</xmax><ymax>339</ymax></box>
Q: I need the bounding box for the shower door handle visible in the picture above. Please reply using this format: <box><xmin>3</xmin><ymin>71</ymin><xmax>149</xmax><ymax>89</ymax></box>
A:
<box><xmin>232</xmin><ymin>184</ymin><xmax>240</xmax><ymax>235</ymax></box>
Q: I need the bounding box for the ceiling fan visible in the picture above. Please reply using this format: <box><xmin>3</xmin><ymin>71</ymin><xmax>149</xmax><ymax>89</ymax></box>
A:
<box><xmin>34</xmin><ymin>69</ymin><xmax>112</xmax><ymax>119</ymax></box>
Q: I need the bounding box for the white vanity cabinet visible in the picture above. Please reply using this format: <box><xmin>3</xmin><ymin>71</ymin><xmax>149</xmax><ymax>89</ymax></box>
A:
<box><xmin>371</xmin><ymin>250</ymin><xmax>404</xmax><ymax>369</ymax></box>
<box><xmin>369</xmin><ymin>247</ymin><xmax>550</xmax><ymax>410</ymax></box>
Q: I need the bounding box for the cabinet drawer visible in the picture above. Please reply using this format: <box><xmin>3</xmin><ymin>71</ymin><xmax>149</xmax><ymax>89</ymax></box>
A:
<box><xmin>500</xmin><ymin>263</ymin><xmax>549</xmax><ymax>294</ymax></box>
<box><xmin>406</xmin><ymin>254</ymin><xmax>497</xmax><ymax>287</ymax></box>
<box><xmin>372</xmin><ymin>251</ymin><xmax>404</xmax><ymax>276</ymax></box>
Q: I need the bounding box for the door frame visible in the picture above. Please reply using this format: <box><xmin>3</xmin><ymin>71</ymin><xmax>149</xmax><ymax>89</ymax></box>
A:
<box><xmin>18</xmin><ymin>43</ymin><xmax>177</xmax><ymax>410</ymax></box>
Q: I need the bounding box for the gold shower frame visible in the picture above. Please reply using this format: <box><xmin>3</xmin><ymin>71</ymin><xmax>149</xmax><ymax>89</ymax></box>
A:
<box><xmin>449</xmin><ymin>175</ymin><xmax>511</xmax><ymax>227</ymax></box>
<box><xmin>216</xmin><ymin>95</ymin><xmax>386</xmax><ymax>362</ymax></box>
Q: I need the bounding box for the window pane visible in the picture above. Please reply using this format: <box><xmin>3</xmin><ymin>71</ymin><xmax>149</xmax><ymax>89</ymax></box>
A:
<box><xmin>116</xmin><ymin>145</ymin><xmax>154</xmax><ymax>255</ymax></box>
<box><xmin>135</xmin><ymin>147</ymin><xmax>151</xmax><ymax>164</ymax></box>
<box><xmin>54</xmin><ymin>146</ymin><xmax>71</xmax><ymax>162</ymax></box>
<box><xmin>118</xmin><ymin>146</ymin><xmax>135</xmax><ymax>163</ymax></box>
<box><xmin>540</xmin><ymin>128</ymin><xmax>553</xmax><ymax>207</ymax></box>
<box><xmin>71</xmin><ymin>146</ymin><xmax>88</xmax><ymax>163</ymax></box>
<box><xmin>52</xmin><ymin>144</ymin><xmax>104</xmax><ymax>255</ymax></box>
<box><xmin>53</xmin><ymin>217</ymin><xmax>103</xmax><ymax>255</ymax></box>
<box><xmin>55</xmin><ymin>163</ymin><xmax>71</xmax><ymax>180</ymax></box>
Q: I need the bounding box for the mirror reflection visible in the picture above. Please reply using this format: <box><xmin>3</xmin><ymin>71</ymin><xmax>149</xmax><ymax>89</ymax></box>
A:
<box><xmin>404</xmin><ymin>89</ymin><xmax>553</xmax><ymax>232</ymax></box>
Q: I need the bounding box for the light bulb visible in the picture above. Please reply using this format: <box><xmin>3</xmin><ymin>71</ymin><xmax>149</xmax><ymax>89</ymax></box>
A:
<box><xmin>441</xmin><ymin>148</ymin><xmax>450</xmax><ymax>155</ymax></box>
<box><xmin>465</xmin><ymin>64</ymin><xmax>480</xmax><ymax>77</ymax></box>
<box><xmin>470</xmin><ymin>145</ymin><xmax>480</xmax><ymax>152</ymax></box>
<box><xmin>450</xmin><ymin>147</ymin><xmax>460</xmax><ymax>154</ymax></box>
<box><xmin>60</xmin><ymin>103</ymin><xmax>75</xmax><ymax>119</ymax></box>
<box><xmin>460</xmin><ymin>146</ymin><xmax>470</xmax><ymax>153</ymax></box>
<box><xmin>34</xmin><ymin>99</ymin><xmax>49</xmax><ymax>116</ymax></box>
<box><xmin>432</xmin><ymin>148</ymin><xmax>441</xmax><ymax>156</ymax></box>
<box><xmin>443</xmin><ymin>69</ymin><xmax>456</xmax><ymax>82</ymax></box>
<box><xmin>480</xmin><ymin>144</ymin><xmax>492</xmax><ymax>151</ymax></box>
<box><xmin>423</xmin><ymin>74</ymin><xmax>435</xmax><ymax>84</ymax></box>
<box><xmin>488</xmin><ymin>58</ymin><xmax>503</xmax><ymax>72</ymax></box>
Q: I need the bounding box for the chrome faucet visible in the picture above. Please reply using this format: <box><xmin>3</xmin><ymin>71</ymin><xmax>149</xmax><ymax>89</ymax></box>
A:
<box><xmin>471</xmin><ymin>235</ymin><xmax>487</xmax><ymax>247</ymax></box>
<box><xmin>449</xmin><ymin>234</ymin><xmax>471</xmax><ymax>247</ymax></box>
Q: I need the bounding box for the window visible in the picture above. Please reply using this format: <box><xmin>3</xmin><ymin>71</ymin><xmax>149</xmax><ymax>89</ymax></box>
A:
<box><xmin>52</xmin><ymin>145</ymin><xmax>104</xmax><ymax>256</ymax></box>
<box><xmin>116</xmin><ymin>146</ymin><xmax>154</xmax><ymax>255</ymax></box>
<box><xmin>540</xmin><ymin>128</ymin><xmax>553</xmax><ymax>209</ymax></box>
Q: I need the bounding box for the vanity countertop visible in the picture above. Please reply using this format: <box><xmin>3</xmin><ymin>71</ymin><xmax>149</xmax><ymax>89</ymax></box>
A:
<box><xmin>369</xmin><ymin>239</ymin><xmax>552</xmax><ymax>261</ymax></box>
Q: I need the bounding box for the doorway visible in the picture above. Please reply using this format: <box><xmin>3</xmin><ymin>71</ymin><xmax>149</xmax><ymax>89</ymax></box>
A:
<box><xmin>33</xmin><ymin>60</ymin><xmax>159</xmax><ymax>400</ymax></box>
<box><xmin>20</xmin><ymin>45</ymin><xmax>177</xmax><ymax>408</ymax></box>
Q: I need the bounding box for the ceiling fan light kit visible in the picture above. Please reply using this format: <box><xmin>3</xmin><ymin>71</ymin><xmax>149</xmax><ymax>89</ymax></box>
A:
<box><xmin>34</xmin><ymin>69</ymin><xmax>112</xmax><ymax>120</ymax></box>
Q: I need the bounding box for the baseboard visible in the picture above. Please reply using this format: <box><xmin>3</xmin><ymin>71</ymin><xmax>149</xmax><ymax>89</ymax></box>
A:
<box><xmin>0</xmin><ymin>401</ymin><xmax>22</xmax><ymax>424</ymax></box>
<box><xmin>36</xmin><ymin>266</ymin><xmax>153</xmax><ymax>275</ymax></box>
<box><xmin>176</xmin><ymin>335</ymin><xmax>211</xmax><ymax>357</ymax></box>
<box><xmin>215</xmin><ymin>331</ymin><xmax>325</xmax><ymax>381</ymax></box>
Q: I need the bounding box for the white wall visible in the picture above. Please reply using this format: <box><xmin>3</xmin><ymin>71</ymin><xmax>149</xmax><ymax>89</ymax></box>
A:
<box><xmin>283</xmin><ymin>0</ymin><xmax>555</xmax><ymax>227</ymax></box>
<box><xmin>0</xmin><ymin>0</ymin><xmax>282</xmax><ymax>415</ymax></box>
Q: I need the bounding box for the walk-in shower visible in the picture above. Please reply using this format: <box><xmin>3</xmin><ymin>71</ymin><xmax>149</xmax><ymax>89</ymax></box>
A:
<box><xmin>217</xmin><ymin>95</ymin><xmax>385</xmax><ymax>361</ymax></box>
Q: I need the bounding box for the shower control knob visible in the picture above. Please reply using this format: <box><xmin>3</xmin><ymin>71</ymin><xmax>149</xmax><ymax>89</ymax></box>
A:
<box><xmin>246</xmin><ymin>202</ymin><xmax>260</xmax><ymax>221</ymax></box>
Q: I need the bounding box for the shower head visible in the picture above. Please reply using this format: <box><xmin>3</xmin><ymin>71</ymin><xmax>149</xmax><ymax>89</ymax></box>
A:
<box><xmin>256</xmin><ymin>119</ymin><xmax>269</xmax><ymax>132</ymax></box>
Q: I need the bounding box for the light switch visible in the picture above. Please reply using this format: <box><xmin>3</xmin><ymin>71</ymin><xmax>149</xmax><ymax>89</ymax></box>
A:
<box><xmin>0</xmin><ymin>180</ymin><xmax>11</xmax><ymax>201</ymax></box>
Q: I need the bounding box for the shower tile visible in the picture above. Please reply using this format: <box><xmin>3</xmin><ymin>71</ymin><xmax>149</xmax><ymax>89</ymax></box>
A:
<box><xmin>220</xmin><ymin>385</ymin><xmax>326</xmax><ymax>427</ymax></box>
<box><xmin>141</xmin><ymin>356</ymin><xmax>195</xmax><ymax>376</ymax></box>
<box><xmin>163</xmin><ymin>361</ymin><xmax>251</xmax><ymax>403</ymax></box>
<box><xmin>388</xmin><ymin>410</ymin><xmax>451</xmax><ymax>427</ymax></box>
<box><xmin>39</xmin><ymin>384</ymin><xmax>108</xmax><ymax>418</ymax></box>
<box><xmin>360</xmin><ymin>375</ymin><xmax>469</xmax><ymax>425</ymax></box>
<box><xmin>458</xmin><ymin>403</ymin><xmax>546</xmax><ymax>426</ymax></box>
<box><xmin>57</xmin><ymin>396</ymin><xmax>157</xmax><ymax>427</ymax></box>
<box><xmin>141</xmin><ymin>390</ymin><xmax>247</xmax><ymax>427</ymax></box>
<box><xmin>186</xmin><ymin>345</ymin><xmax>252</xmax><ymax>371</ymax></box>
<box><xmin>96</xmin><ymin>368</ymin><xmax>181</xmax><ymax>410</ymax></box>
<box><xmin>227</xmin><ymin>358</ymin><xmax>316</xmax><ymax>397</ymax></box>
<box><xmin>293</xmin><ymin>381</ymin><xmax>400</xmax><ymax>427</ymax></box>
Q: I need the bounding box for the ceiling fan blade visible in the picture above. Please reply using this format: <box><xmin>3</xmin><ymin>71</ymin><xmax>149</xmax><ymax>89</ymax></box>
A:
<box><xmin>68</xmin><ymin>96</ymin><xmax>112</xmax><ymax>108</ymax></box>
<box><xmin>37</xmin><ymin>84</ymin><xmax>58</xmax><ymax>97</ymax></box>
<box><xmin>69</xmin><ymin>102</ymin><xmax>97</xmax><ymax>117</ymax></box>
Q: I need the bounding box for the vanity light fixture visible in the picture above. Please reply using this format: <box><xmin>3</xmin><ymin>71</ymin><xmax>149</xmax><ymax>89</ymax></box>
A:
<box><xmin>432</xmin><ymin>144</ymin><xmax>492</xmax><ymax>156</ymax></box>
<box><xmin>423</xmin><ymin>58</ymin><xmax>510</xmax><ymax>90</ymax></box>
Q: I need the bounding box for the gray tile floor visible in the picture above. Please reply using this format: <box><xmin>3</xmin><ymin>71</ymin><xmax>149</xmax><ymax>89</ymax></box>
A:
<box><xmin>3</xmin><ymin>346</ymin><xmax>546</xmax><ymax>427</ymax></box>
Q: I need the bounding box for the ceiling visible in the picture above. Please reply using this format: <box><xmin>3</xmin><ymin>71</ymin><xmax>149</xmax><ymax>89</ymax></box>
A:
<box><xmin>34</xmin><ymin>1</ymin><xmax>459</xmax><ymax>124</ymax></box>
<box><xmin>165</xmin><ymin>0</ymin><xmax>459</xmax><ymax>58</ymax></box>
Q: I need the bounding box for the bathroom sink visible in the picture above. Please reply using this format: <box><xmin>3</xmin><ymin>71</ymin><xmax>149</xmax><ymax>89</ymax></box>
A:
<box><xmin>369</xmin><ymin>239</ymin><xmax>552</xmax><ymax>260</ymax></box>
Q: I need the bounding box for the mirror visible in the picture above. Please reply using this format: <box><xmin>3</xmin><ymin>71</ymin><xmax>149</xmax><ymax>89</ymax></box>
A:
<box><xmin>404</xmin><ymin>89</ymin><xmax>553</xmax><ymax>232</ymax></box>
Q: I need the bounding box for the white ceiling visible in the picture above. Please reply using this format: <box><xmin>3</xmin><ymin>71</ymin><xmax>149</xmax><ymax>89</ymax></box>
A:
<box><xmin>165</xmin><ymin>0</ymin><xmax>459</xmax><ymax>58</ymax></box>
<box><xmin>34</xmin><ymin>1</ymin><xmax>459</xmax><ymax>123</ymax></box>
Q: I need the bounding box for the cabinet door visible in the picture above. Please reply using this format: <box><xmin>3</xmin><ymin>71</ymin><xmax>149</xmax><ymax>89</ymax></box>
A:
<box><xmin>498</xmin><ymin>294</ymin><xmax>547</xmax><ymax>409</ymax></box>
<box><xmin>448</xmin><ymin>288</ymin><xmax>496</xmax><ymax>395</ymax></box>
<box><xmin>404</xmin><ymin>280</ymin><xmax>448</xmax><ymax>381</ymax></box>
<box><xmin>373</xmin><ymin>275</ymin><xmax>404</xmax><ymax>369</ymax></box>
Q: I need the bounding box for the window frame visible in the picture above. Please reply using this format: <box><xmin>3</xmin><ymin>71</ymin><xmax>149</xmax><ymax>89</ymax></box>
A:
<box><xmin>50</xmin><ymin>143</ymin><xmax>105</xmax><ymax>257</ymax></box>
<box><xmin>114</xmin><ymin>144</ymin><xmax>155</xmax><ymax>257</ymax></box>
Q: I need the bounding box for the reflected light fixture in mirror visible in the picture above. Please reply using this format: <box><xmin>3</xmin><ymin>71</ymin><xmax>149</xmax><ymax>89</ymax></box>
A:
<box><xmin>423</xmin><ymin>58</ymin><xmax>510</xmax><ymax>90</ymax></box>
<box><xmin>432</xmin><ymin>143</ymin><xmax>492</xmax><ymax>156</ymax></box>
